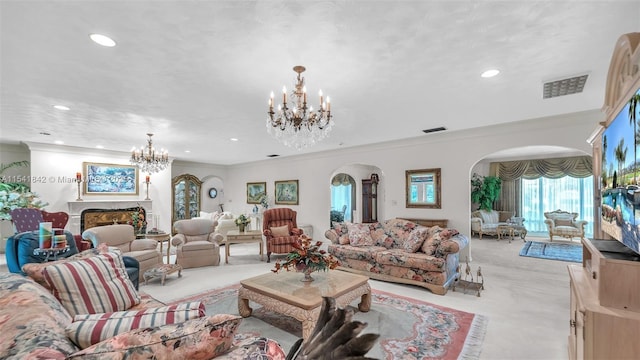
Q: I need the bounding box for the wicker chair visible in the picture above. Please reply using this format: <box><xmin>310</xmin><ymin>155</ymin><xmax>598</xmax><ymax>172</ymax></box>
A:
<box><xmin>262</xmin><ymin>208</ymin><xmax>303</xmax><ymax>262</ymax></box>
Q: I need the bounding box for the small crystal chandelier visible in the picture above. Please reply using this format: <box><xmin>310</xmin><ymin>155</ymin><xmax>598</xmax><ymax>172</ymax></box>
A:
<box><xmin>130</xmin><ymin>133</ymin><xmax>169</xmax><ymax>174</ymax></box>
<box><xmin>268</xmin><ymin>66</ymin><xmax>333</xmax><ymax>150</ymax></box>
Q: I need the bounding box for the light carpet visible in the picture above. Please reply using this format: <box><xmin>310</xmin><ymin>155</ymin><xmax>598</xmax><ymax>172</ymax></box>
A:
<box><xmin>519</xmin><ymin>240</ymin><xmax>582</xmax><ymax>263</ymax></box>
<box><xmin>169</xmin><ymin>283</ymin><xmax>488</xmax><ymax>360</ymax></box>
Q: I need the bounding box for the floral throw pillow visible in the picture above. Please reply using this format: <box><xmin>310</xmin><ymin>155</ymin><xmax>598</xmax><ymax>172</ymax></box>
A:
<box><xmin>332</xmin><ymin>221</ymin><xmax>351</xmax><ymax>245</ymax></box>
<box><xmin>403</xmin><ymin>226</ymin><xmax>429</xmax><ymax>253</ymax></box>
<box><xmin>347</xmin><ymin>223</ymin><xmax>374</xmax><ymax>246</ymax></box>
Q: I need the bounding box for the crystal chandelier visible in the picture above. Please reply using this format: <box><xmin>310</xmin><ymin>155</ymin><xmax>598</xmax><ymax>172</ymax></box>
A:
<box><xmin>130</xmin><ymin>133</ymin><xmax>169</xmax><ymax>174</ymax></box>
<box><xmin>268</xmin><ymin>66</ymin><xmax>333</xmax><ymax>150</ymax></box>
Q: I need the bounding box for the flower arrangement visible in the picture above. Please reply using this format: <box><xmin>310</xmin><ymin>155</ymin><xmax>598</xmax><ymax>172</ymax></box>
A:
<box><xmin>258</xmin><ymin>194</ymin><xmax>270</xmax><ymax>209</ymax></box>
<box><xmin>128</xmin><ymin>204</ymin><xmax>146</xmax><ymax>234</ymax></box>
<box><xmin>0</xmin><ymin>190</ymin><xmax>48</xmax><ymax>221</ymax></box>
<box><xmin>272</xmin><ymin>234</ymin><xmax>340</xmax><ymax>275</ymax></box>
<box><xmin>235</xmin><ymin>214</ymin><xmax>251</xmax><ymax>226</ymax></box>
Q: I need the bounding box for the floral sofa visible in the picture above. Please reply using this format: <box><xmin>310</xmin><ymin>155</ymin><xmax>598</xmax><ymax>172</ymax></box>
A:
<box><xmin>0</xmin><ymin>249</ymin><xmax>286</xmax><ymax>360</ymax></box>
<box><xmin>325</xmin><ymin>218</ymin><xmax>468</xmax><ymax>295</ymax></box>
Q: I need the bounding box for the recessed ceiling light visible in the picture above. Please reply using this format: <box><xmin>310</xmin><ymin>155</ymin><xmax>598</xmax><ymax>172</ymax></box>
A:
<box><xmin>89</xmin><ymin>33</ymin><xmax>116</xmax><ymax>47</ymax></box>
<box><xmin>185</xmin><ymin>150</ymin><xmax>191</xmax><ymax>153</ymax></box>
<box><xmin>230</xmin><ymin>138</ymin><xmax>239</xmax><ymax>142</ymax></box>
<box><xmin>95</xmin><ymin>145</ymin><xmax>104</xmax><ymax>149</ymax></box>
<box><xmin>481</xmin><ymin>69</ymin><xmax>500</xmax><ymax>78</ymax></box>
<box><xmin>53</xmin><ymin>105</ymin><xmax>70</xmax><ymax>111</ymax></box>
<box><xmin>54</xmin><ymin>140</ymin><xmax>64</xmax><ymax>145</ymax></box>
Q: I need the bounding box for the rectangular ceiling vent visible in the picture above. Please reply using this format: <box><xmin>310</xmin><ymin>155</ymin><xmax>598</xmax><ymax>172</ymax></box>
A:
<box><xmin>543</xmin><ymin>74</ymin><xmax>588</xmax><ymax>99</ymax></box>
<box><xmin>266</xmin><ymin>154</ymin><xmax>280</xmax><ymax>158</ymax></box>
<box><xmin>422</xmin><ymin>127</ymin><xmax>447</xmax><ymax>134</ymax></box>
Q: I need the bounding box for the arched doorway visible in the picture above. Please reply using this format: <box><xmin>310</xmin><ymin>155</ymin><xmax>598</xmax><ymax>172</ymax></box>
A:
<box><xmin>330</xmin><ymin>173</ymin><xmax>355</xmax><ymax>223</ymax></box>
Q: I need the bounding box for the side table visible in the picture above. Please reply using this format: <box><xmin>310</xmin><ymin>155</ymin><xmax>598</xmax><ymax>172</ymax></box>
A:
<box><xmin>33</xmin><ymin>246</ymin><xmax>71</xmax><ymax>261</ymax></box>
<box><xmin>225</xmin><ymin>230</ymin><xmax>263</xmax><ymax>264</ymax></box>
<box><xmin>145</xmin><ymin>232</ymin><xmax>171</xmax><ymax>264</ymax></box>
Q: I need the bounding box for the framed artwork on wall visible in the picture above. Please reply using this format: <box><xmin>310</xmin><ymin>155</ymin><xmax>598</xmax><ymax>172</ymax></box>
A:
<box><xmin>83</xmin><ymin>162</ymin><xmax>139</xmax><ymax>195</ymax></box>
<box><xmin>405</xmin><ymin>168</ymin><xmax>441</xmax><ymax>208</ymax></box>
<box><xmin>247</xmin><ymin>182</ymin><xmax>267</xmax><ymax>204</ymax></box>
<box><xmin>275</xmin><ymin>180</ymin><xmax>299</xmax><ymax>205</ymax></box>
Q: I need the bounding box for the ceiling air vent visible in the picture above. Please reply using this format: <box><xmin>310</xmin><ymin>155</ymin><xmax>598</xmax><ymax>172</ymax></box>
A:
<box><xmin>266</xmin><ymin>154</ymin><xmax>280</xmax><ymax>158</ymax></box>
<box><xmin>422</xmin><ymin>127</ymin><xmax>447</xmax><ymax>134</ymax></box>
<box><xmin>543</xmin><ymin>74</ymin><xmax>588</xmax><ymax>99</ymax></box>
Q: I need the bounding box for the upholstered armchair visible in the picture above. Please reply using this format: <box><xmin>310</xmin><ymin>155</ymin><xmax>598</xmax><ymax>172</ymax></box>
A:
<box><xmin>82</xmin><ymin>224</ymin><xmax>161</xmax><ymax>280</ymax></box>
<box><xmin>543</xmin><ymin>209</ymin><xmax>587</xmax><ymax>241</ymax></box>
<box><xmin>172</xmin><ymin>218</ymin><xmax>223</xmax><ymax>268</ymax></box>
<box><xmin>262</xmin><ymin>208</ymin><xmax>303</xmax><ymax>263</ymax></box>
<box><xmin>470</xmin><ymin>210</ymin><xmax>521</xmax><ymax>239</ymax></box>
<box><xmin>9</xmin><ymin>208</ymin><xmax>44</xmax><ymax>233</ymax></box>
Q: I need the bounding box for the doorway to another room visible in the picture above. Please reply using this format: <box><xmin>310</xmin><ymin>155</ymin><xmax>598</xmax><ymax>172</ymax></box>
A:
<box><xmin>330</xmin><ymin>173</ymin><xmax>355</xmax><ymax>223</ymax></box>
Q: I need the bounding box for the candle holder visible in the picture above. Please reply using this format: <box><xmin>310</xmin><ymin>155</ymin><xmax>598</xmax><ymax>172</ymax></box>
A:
<box><xmin>144</xmin><ymin>180</ymin><xmax>151</xmax><ymax>200</ymax></box>
<box><xmin>76</xmin><ymin>178</ymin><xmax>83</xmax><ymax>201</ymax></box>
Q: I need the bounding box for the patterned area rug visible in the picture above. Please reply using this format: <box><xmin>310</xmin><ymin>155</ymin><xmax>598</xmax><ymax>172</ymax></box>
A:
<box><xmin>170</xmin><ymin>284</ymin><xmax>488</xmax><ymax>359</ymax></box>
<box><xmin>519</xmin><ymin>240</ymin><xmax>582</xmax><ymax>263</ymax></box>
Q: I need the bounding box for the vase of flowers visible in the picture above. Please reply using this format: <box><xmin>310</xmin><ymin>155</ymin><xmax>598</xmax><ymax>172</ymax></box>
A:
<box><xmin>235</xmin><ymin>214</ymin><xmax>251</xmax><ymax>232</ymax></box>
<box><xmin>128</xmin><ymin>204</ymin><xmax>147</xmax><ymax>235</ymax></box>
<box><xmin>272</xmin><ymin>234</ymin><xmax>340</xmax><ymax>282</ymax></box>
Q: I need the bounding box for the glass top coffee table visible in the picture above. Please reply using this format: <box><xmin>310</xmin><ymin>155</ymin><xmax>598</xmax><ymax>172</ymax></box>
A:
<box><xmin>238</xmin><ymin>270</ymin><xmax>371</xmax><ymax>339</ymax></box>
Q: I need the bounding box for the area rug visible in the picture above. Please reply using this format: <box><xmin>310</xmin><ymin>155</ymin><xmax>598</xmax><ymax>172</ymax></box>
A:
<box><xmin>170</xmin><ymin>284</ymin><xmax>488</xmax><ymax>360</ymax></box>
<box><xmin>519</xmin><ymin>240</ymin><xmax>582</xmax><ymax>263</ymax></box>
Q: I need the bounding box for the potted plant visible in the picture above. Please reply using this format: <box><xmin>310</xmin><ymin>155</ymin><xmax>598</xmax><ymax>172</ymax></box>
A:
<box><xmin>235</xmin><ymin>214</ymin><xmax>251</xmax><ymax>232</ymax></box>
<box><xmin>470</xmin><ymin>173</ymin><xmax>502</xmax><ymax>211</ymax></box>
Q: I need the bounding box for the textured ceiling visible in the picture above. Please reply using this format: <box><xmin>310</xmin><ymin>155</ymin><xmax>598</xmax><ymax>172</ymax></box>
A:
<box><xmin>1</xmin><ymin>1</ymin><xmax>639</xmax><ymax>165</ymax></box>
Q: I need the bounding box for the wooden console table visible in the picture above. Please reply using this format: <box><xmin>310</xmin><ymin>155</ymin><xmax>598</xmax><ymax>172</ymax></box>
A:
<box><xmin>225</xmin><ymin>230</ymin><xmax>263</xmax><ymax>264</ymax></box>
<box><xmin>396</xmin><ymin>218</ymin><xmax>448</xmax><ymax>227</ymax></box>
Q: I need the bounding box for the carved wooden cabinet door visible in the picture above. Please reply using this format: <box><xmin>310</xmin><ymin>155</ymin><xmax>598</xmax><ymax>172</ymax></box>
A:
<box><xmin>172</xmin><ymin>174</ymin><xmax>203</xmax><ymax>226</ymax></box>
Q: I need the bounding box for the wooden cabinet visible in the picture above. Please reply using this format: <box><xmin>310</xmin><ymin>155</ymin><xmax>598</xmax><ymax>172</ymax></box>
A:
<box><xmin>361</xmin><ymin>174</ymin><xmax>379</xmax><ymax>223</ymax></box>
<box><xmin>172</xmin><ymin>174</ymin><xmax>202</xmax><ymax>227</ymax></box>
<box><xmin>567</xmin><ymin>239</ymin><xmax>640</xmax><ymax>359</ymax></box>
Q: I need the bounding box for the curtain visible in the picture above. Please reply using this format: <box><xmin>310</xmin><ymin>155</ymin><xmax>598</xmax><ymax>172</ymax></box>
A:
<box><xmin>494</xmin><ymin>156</ymin><xmax>592</xmax><ymax>180</ymax></box>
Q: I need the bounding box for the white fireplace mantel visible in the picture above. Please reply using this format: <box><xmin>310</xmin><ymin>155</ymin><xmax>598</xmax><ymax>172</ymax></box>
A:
<box><xmin>68</xmin><ymin>200</ymin><xmax>153</xmax><ymax>234</ymax></box>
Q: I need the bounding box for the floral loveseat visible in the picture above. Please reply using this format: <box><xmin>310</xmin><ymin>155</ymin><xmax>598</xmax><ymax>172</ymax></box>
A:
<box><xmin>324</xmin><ymin>219</ymin><xmax>469</xmax><ymax>295</ymax></box>
<box><xmin>0</xmin><ymin>249</ymin><xmax>285</xmax><ymax>359</ymax></box>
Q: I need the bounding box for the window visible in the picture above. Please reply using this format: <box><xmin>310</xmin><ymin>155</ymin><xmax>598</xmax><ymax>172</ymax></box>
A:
<box><xmin>521</xmin><ymin>176</ymin><xmax>593</xmax><ymax>237</ymax></box>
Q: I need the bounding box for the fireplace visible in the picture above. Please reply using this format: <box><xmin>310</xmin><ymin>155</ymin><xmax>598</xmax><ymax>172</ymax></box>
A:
<box><xmin>68</xmin><ymin>200</ymin><xmax>152</xmax><ymax>234</ymax></box>
<box><xmin>80</xmin><ymin>207</ymin><xmax>146</xmax><ymax>233</ymax></box>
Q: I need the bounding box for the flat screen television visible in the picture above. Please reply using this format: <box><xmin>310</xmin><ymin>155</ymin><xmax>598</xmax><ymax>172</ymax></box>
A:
<box><xmin>601</xmin><ymin>87</ymin><xmax>640</xmax><ymax>255</ymax></box>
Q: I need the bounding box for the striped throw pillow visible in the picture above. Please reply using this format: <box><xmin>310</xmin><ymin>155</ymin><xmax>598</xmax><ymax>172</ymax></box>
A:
<box><xmin>43</xmin><ymin>252</ymin><xmax>140</xmax><ymax>317</ymax></box>
<box><xmin>66</xmin><ymin>302</ymin><xmax>206</xmax><ymax>349</ymax></box>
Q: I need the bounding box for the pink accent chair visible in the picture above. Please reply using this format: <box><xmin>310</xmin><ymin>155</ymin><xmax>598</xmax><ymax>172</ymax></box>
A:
<box><xmin>9</xmin><ymin>208</ymin><xmax>44</xmax><ymax>233</ymax></box>
<box><xmin>262</xmin><ymin>208</ymin><xmax>303</xmax><ymax>263</ymax></box>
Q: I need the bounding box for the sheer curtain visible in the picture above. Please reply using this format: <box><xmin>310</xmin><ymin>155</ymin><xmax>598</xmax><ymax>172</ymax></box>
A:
<box><xmin>331</xmin><ymin>184</ymin><xmax>352</xmax><ymax>222</ymax></box>
<box><xmin>521</xmin><ymin>176</ymin><xmax>594</xmax><ymax>237</ymax></box>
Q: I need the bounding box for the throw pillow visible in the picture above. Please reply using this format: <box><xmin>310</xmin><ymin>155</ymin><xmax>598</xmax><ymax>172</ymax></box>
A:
<box><xmin>22</xmin><ymin>248</ymin><xmax>101</xmax><ymax>290</ymax></box>
<box><xmin>199</xmin><ymin>211</ymin><xmax>212</xmax><ymax>220</ymax></box>
<box><xmin>421</xmin><ymin>226</ymin><xmax>443</xmax><ymax>255</ymax></box>
<box><xmin>347</xmin><ymin>223</ymin><xmax>374</xmax><ymax>246</ymax></box>
<box><xmin>270</xmin><ymin>225</ymin><xmax>290</xmax><ymax>237</ymax></box>
<box><xmin>332</xmin><ymin>221</ymin><xmax>351</xmax><ymax>245</ymax></box>
<box><xmin>403</xmin><ymin>227</ymin><xmax>429</xmax><ymax>253</ymax></box>
<box><xmin>67</xmin><ymin>314</ymin><xmax>242</xmax><ymax>359</ymax></box>
<box><xmin>66</xmin><ymin>302</ymin><xmax>206</xmax><ymax>349</ymax></box>
<box><xmin>43</xmin><ymin>252</ymin><xmax>140</xmax><ymax>317</ymax></box>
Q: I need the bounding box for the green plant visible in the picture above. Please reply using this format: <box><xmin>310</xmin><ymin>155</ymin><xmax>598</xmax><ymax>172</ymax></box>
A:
<box><xmin>470</xmin><ymin>173</ymin><xmax>502</xmax><ymax>211</ymax></box>
<box><xmin>235</xmin><ymin>214</ymin><xmax>251</xmax><ymax>226</ymax></box>
<box><xmin>0</xmin><ymin>160</ymin><xmax>48</xmax><ymax>220</ymax></box>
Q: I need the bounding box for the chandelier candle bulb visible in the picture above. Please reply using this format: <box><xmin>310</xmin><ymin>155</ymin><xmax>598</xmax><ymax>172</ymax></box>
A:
<box><xmin>76</xmin><ymin>172</ymin><xmax>81</xmax><ymax>181</ymax></box>
<box><xmin>145</xmin><ymin>175</ymin><xmax>150</xmax><ymax>183</ymax></box>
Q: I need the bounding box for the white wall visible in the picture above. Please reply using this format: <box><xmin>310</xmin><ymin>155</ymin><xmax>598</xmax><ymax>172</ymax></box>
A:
<box><xmin>25</xmin><ymin>143</ymin><xmax>173</xmax><ymax>233</ymax></box>
<box><xmin>5</xmin><ymin>109</ymin><xmax>599</xmax><ymax>260</ymax></box>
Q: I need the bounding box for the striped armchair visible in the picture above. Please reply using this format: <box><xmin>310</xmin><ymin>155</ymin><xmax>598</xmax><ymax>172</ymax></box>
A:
<box><xmin>262</xmin><ymin>208</ymin><xmax>303</xmax><ymax>262</ymax></box>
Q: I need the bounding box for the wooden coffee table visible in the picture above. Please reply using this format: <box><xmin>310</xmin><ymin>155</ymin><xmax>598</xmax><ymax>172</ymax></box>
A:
<box><xmin>225</xmin><ymin>230</ymin><xmax>263</xmax><ymax>264</ymax></box>
<box><xmin>238</xmin><ymin>271</ymin><xmax>371</xmax><ymax>339</ymax></box>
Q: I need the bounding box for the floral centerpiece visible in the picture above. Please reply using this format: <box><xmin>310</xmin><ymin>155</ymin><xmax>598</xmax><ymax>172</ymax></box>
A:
<box><xmin>128</xmin><ymin>204</ymin><xmax>147</xmax><ymax>235</ymax></box>
<box><xmin>235</xmin><ymin>214</ymin><xmax>251</xmax><ymax>231</ymax></box>
<box><xmin>272</xmin><ymin>234</ymin><xmax>340</xmax><ymax>282</ymax></box>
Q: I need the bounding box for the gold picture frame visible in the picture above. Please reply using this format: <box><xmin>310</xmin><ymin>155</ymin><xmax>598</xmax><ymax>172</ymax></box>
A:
<box><xmin>275</xmin><ymin>180</ymin><xmax>299</xmax><ymax>205</ymax></box>
<box><xmin>247</xmin><ymin>182</ymin><xmax>267</xmax><ymax>204</ymax></box>
<box><xmin>406</xmin><ymin>168</ymin><xmax>441</xmax><ymax>208</ymax></box>
<box><xmin>83</xmin><ymin>162</ymin><xmax>139</xmax><ymax>195</ymax></box>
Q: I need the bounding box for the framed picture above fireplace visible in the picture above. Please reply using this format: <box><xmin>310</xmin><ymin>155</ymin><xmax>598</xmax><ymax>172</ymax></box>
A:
<box><xmin>83</xmin><ymin>162</ymin><xmax>139</xmax><ymax>195</ymax></box>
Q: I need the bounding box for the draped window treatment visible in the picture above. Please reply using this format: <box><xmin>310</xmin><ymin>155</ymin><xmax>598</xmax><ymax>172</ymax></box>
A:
<box><xmin>491</xmin><ymin>156</ymin><xmax>594</xmax><ymax>237</ymax></box>
<box><xmin>331</xmin><ymin>174</ymin><xmax>355</xmax><ymax>222</ymax></box>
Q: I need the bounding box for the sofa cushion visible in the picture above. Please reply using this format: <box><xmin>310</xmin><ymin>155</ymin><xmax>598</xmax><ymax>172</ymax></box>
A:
<box><xmin>421</xmin><ymin>226</ymin><xmax>443</xmax><ymax>255</ymax></box>
<box><xmin>331</xmin><ymin>221</ymin><xmax>351</xmax><ymax>245</ymax></box>
<box><xmin>375</xmin><ymin>249</ymin><xmax>446</xmax><ymax>272</ymax></box>
<box><xmin>328</xmin><ymin>244</ymin><xmax>386</xmax><ymax>262</ymax></box>
<box><xmin>347</xmin><ymin>223</ymin><xmax>375</xmax><ymax>246</ymax></box>
<box><xmin>43</xmin><ymin>252</ymin><xmax>141</xmax><ymax>317</ymax></box>
<box><xmin>66</xmin><ymin>302</ymin><xmax>206</xmax><ymax>349</ymax></box>
<box><xmin>67</xmin><ymin>314</ymin><xmax>241</xmax><ymax>359</ymax></box>
<box><xmin>375</xmin><ymin>219</ymin><xmax>419</xmax><ymax>249</ymax></box>
<box><xmin>0</xmin><ymin>273</ymin><xmax>79</xmax><ymax>359</ymax></box>
<box><xmin>479</xmin><ymin>210</ymin><xmax>499</xmax><ymax>224</ymax></box>
<box><xmin>270</xmin><ymin>225</ymin><xmax>290</xmax><ymax>237</ymax></box>
<box><xmin>555</xmin><ymin>219</ymin><xmax>574</xmax><ymax>227</ymax></box>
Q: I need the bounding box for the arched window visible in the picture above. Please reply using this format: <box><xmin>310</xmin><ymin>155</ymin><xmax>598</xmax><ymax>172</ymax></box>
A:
<box><xmin>330</xmin><ymin>173</ymin><xmax>355</xmax><ymax>223</ymax></box>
